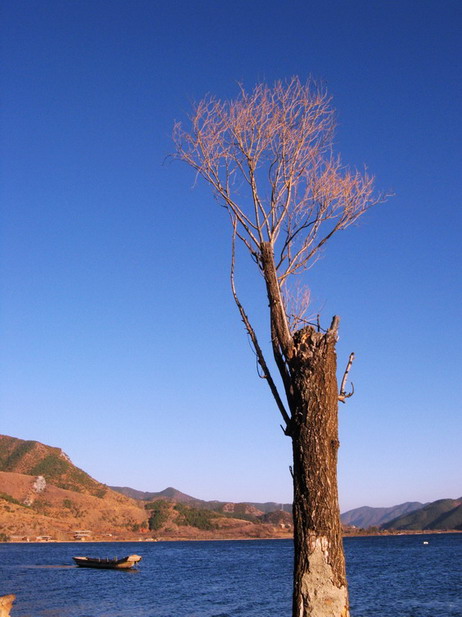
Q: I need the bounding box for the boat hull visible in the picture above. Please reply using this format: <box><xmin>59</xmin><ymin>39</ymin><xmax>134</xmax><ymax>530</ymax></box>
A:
<box><xmin>73</xmin><ymin>555</ymin><xmax>142</xmax><ymax>569</ymax></box>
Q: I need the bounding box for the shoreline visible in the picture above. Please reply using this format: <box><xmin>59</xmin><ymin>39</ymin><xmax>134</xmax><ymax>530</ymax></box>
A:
<box><xmin>3</xmin><ymin>528</ymin><xmax>461</xmax><ymax>544</ymax></box>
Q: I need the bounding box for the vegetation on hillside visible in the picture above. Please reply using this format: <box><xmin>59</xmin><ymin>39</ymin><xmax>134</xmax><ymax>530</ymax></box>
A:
<box><xmin>174</xmin><ymin>503</ymin><xmax>219</xmax><ymax>530</ymax></box>
<box><xmin>340</xmin><ymin>502</ymin><xmax>426</xmax><ymax>528</ymax></box>
<box><xmin>145</xmin><ymin>500</ymin><xmax>170</xmax><ymax>530</ymax></box>
<box><xmin>0</xmin><ymin>435</ymin><xmax>107</xmax><ymax>498</ymax></box>
<box><xmin>30</xmin><ymin>453</ymin><xmax>107</xmax><ymax>497</ymax></box>
<box><xmin>0</xmin><ymin>492</ymin><xmax>26</xmax><ymax>507</ymax></box>
<box><xmin>0</xmin><ymin>439</ymin><xmax>36</xmax><ymax>470</ymax></box>
<box><xmin>383</xmin><ymin>498</ymin><xmax>462</xmax><ymax>531</ymax></box>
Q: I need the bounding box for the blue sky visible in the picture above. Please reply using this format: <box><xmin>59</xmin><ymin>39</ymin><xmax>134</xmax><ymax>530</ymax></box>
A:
<box><xmin>1</xmin><ymin>0</ymin><xmax>461</xmax><ymax>511</ymax></box>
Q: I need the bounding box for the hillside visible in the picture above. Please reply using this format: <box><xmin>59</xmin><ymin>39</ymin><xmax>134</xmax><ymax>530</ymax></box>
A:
<box><xmin>383</xmin><ymin>498</ymin><xmax>462</xmax><ymax>530</ymax></box>
<box><xmin>0</xmin><ymin>435</ymin><xmax>107</xmax><ymax>497</ymax></box>
<box><xmin>143</xmin><ymin>500</ymin><xmax>291</xmax><ymax>539</ymax></box>
<box><xmin>0</xmin><ymin>434</ymin><xmax>151</xmax><ymax>540</ymax></box>
<box><xmin>0</xmin><ymin>469</ymin><xmax>146</xmax><ymax>540</ymax></box>
<box><xmin>0</xmin><ymin>435</ymin><xmax>292</xmax><ymax>541</ymax></box>
<box><xmin>340</xmin><ymin>502</ymin><xmax>425</xmax><ymax>529</ymax></box>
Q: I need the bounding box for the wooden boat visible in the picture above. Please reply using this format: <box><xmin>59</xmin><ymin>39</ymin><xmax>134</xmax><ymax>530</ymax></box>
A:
<box><xmin>73</xmin><ymin>554</ymin><xmax>142</xmax><ymax>569</ymax></box>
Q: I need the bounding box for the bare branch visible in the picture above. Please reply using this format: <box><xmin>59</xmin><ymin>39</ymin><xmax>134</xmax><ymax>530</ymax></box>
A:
<box><xmin>174</xmin><ymin>80</ymin><xmax>380</xmax><ymax>284</ymax></box>
<box><xmin>230</xmin><ymin>222</ymin><xmax>291</xmax><ymax>429</ymax></box>
<box><xmin>281</xmin><ymin>281</ymin><xmax>312</xmax><ymax>334</ymax></box>
<box><xmin>339</xmin><ymin>352</ymin><xmax>355</xmax><ymax>403</ymax></box>
<box><xmin>173</xmin><ymin>77</ymin><xmax>383</xmax><ymax>418</ymax></box>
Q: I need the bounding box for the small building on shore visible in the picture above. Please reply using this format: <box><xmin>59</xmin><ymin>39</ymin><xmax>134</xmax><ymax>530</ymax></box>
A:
<box><xmin>73</xmin><ymin>530</ymin><xmax>92</xmax><ymax>541</ymax></box>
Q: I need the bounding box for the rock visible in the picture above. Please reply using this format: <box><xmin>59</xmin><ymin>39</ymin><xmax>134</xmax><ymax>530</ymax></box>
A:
<box><xmin>0</xmin><ymin>595</ymin><xmax>15</xmax><ymax>617</ymax></box>
<box><xmin>33</xmin><ymin>475</ymin><xmax>47</xmax><ymax>493</ymax></box>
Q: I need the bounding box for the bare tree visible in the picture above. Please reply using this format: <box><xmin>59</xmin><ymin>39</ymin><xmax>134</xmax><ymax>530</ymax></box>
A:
<box><xmin>174</xmin><ymin>77</ymin><xmax>381</xmax><ymax>617</ymax></box>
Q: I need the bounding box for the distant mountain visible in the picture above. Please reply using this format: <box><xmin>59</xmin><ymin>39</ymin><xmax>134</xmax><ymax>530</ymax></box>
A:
<box><xmin>383</xmin><ymin>498</ymin><xmax>462</xmax><ymax>530</ymax></box>
<box><xmin>245</xmin><ymin>501</ymin><xmax>292</xmax><ymax>514</ymax></box>
<box><xmin>110</xmin><ymin>486</ymin><xmax>200</xmax><ymax>503</ymax></box>
<box><xmin>341</xmin><ymin>502</ymin><xmax>426</xmax><ymax>528</ymax></box>
<box><xmin>110</xmin><ymin>485</ymin><xmax>292</xmax><ymax>514</ymax></box>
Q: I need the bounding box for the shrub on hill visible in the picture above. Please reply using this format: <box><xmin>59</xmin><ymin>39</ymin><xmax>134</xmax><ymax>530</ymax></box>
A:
<box><xmin>0</xmin><ymin>492</ymin><xmax>26</xmax><ymax>507</ymax></box>
<box><xmin>0</xmin><ymin>440</ymin><xmax>36</xmax><ymax>470</ymax></box>
<box><xmin>174</xmin><ymin>504</ymin><xmax>219</xmax><ymax>530</ymax></box>
<box><xmin>219</xmin><ymin>510</ymin><xmax>258</xmax><ymax>523</ymax></box>
<box><xmin>146</xmin><ymin>500</ymin><xmax>170</xmax><ymax>531</ymax></box>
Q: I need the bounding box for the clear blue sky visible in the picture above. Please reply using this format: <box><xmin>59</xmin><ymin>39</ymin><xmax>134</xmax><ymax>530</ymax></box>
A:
<box><xmin>1</xmin><ymin>0</ymin><xmax>460</xmax><ymax>512</ymax></box>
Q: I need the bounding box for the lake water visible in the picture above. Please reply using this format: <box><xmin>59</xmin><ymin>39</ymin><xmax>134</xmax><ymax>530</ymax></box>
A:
<box><xmin>1</xmin><ymin>534</ymin><xmax>461</xmax><ymax>616</ymax></box>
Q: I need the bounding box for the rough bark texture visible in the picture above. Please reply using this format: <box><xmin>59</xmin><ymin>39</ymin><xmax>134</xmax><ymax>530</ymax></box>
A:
<box><xmin>289</xmin><ymin>326</ymin><xmax>349</xmax><ymax>617</ymax></box>
<box><xmin>260</xmin><ymin>242</ymin><xmax>349</xmax><ymax>617</ymax></box>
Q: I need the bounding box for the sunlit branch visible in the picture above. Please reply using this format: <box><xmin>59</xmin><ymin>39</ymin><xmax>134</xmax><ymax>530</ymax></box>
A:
<box><xmin>229</xmin><ymin>222</ymin><xmax>291</xmax><ymax>428</ymax></box>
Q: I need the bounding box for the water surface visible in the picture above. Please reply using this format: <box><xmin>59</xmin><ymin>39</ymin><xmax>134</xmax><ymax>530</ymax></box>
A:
<box><xmin>1</xmin><ymin>534</ymin><xmax>460</xmax><ymax>616</ymax></box>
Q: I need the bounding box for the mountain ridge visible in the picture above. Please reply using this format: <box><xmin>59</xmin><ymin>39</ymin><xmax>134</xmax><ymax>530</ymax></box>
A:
<box><xmin>383</xmin><ymin>498</ymin><xmax>462</xmax><ymax>530</ymax></box>
<box><xmin>340</xmin><ymin>502</ymin><xmax>427</xmax><ymax>528</ymax></box>
<box><xmin>110</xmin><ymin>485</ymin><xmax>292</xmax><ymax>514</ymax></box>
<box><xmin>111</xmin><ymin>485</ymin><xmax>461</xmax><ymax>530</ymax></box>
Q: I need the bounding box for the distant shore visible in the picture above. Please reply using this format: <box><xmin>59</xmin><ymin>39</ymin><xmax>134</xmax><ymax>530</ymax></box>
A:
<box><xmin>4</xmin><ymin>528</ymin><xmax>461</xmax><ymax>544</ymax></box>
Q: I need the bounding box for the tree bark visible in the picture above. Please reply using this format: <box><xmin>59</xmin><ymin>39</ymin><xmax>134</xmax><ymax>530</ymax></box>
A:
<box><xmin>289</xmin><ymin>324</ymin><xmax>349</xmax><ymax>617</ymax></box>
<box><xmin>260</xmin><ymin>242</ymin><xmax>348</xmax><ymax>616</ymax></box>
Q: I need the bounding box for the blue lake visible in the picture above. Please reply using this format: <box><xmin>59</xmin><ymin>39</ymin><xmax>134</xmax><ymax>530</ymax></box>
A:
<box><xmin>1</xmin><ymin>534</ymin><xmax>461</xmax><ymax>616</ymax></box>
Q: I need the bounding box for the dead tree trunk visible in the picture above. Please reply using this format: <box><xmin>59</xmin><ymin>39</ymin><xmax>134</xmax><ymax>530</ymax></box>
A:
<box><xmin>260</xmin><ymin>242</ymin><xmax>349</xmax><ymax>617</ymax></box>
<box><xmin>289</xmin><ymin>323</ymin><xmax>349</xmax><ymax>617</ymax></box>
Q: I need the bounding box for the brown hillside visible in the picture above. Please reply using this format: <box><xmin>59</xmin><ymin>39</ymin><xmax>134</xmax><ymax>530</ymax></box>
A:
<box><xmin>143</xmin><ymin>500</ymin><xmax>292</xmax><ymax>540</ymax></box>
<box><xmin>0</xmin><ymin>472</ymin><xmax>293</xmax><ymax>541</ymax></box>
<box><xmin>0</xmin><ymin>470</ymin><xmax>147</xmax><ymax>539</ymax></box>
<box><xmin>0</xmin><ymin>435</ymin><xmax>105</xmax><ymax>496</ymax></box>
<box><xmin>221</xmin><ymin>503</ymin><xmax>264</xmax><ymax>516</ymax></box>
